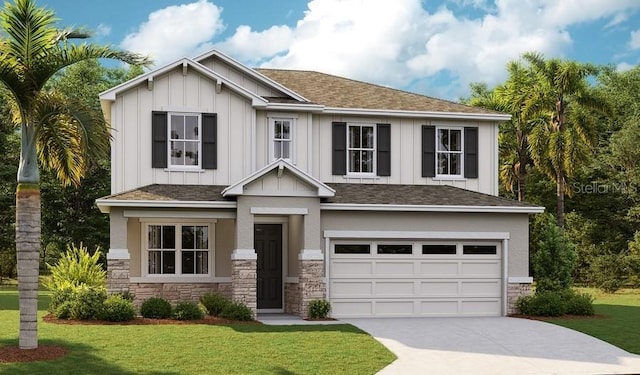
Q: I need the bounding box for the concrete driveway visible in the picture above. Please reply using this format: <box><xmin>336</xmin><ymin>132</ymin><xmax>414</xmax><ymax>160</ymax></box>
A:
<box><xmin>344</xmin><ymin>317</ymin><xmax>640</xmax><ymax>375</ymax></box>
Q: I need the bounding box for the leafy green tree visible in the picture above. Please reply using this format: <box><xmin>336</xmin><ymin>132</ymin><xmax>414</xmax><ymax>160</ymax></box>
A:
<box><xmin>0</xmin><ymin>0</ymin><xmax>148</xmax><ymax>349</ymax></box>
<box><xmin>523</xmin><ymin>52</ymin><xmax>609</xmax><ymax>227</ymax></box>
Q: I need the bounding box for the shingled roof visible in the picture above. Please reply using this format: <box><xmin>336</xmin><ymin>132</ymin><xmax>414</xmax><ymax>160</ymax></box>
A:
<box><xmin>257</xmin><ymin>68</ymin><xmax>501</xmax><ymax>115</ymax></box>
<box><xmin>99</xmin><ymin>183</ymin><xmax>539</xmax><ymax>212</ymax></box>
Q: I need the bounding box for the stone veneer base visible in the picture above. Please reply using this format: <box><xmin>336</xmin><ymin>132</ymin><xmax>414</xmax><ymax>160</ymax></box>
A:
<box><xmin>129</xmin><ymin>282</ymin><xmax>231</xmax><ymax>308</ymax></box>
<box><xmin>507</xmin><ymin>282</ymin><xmax>533</xmax><ymax>314</ymax></box>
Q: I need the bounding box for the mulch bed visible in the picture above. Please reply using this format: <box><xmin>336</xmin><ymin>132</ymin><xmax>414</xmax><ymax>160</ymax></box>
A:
<box><xmin>0</xmin><ymin>345</ymin><xmax>69</xmax><ymax>363</ymax></box>
<box><xmin>0</xmin><ymin>315</ymin><xmax>260</xmax><ymax>364</ymax></box>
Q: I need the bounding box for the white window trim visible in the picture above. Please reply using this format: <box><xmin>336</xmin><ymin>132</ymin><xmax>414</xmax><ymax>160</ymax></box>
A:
<box><xmin>141</xmin><ymin>221</ymin><xmax>215</xmax><ymax>278</ymax></box>
<box><xmin>167</xmin><ymin>112</ymin><xmax>202</xmax><ymax>171</ymax></box>
<box><xmin>346</xmin><ymin>123</ymin><xmax>376</xmax><ymax>177</ymax></box>
<box><xmin>268</xmin><ymin>117</ymin><xmax>295</xmax><ymax>163</ymax></box>
<box><xmin>435</xmin><ymin>126</ymin><xmax>464</xmax><ymax>178</ymax></box>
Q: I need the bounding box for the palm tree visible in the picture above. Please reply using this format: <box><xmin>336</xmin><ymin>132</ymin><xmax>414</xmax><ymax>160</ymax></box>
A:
<box><xmin>466</xmin><ymin>63</ymin><xmax>538</xmax><ymax>202</ymax></box>
<box><xmin>522</xmin><ymin>52</ymin><xmax>608</xmax><ymax>227</ymax></box>
<box><xmin>0</xmin><ymin>0</ymin><xmax>149</xmax><ymax>349</ymax></box>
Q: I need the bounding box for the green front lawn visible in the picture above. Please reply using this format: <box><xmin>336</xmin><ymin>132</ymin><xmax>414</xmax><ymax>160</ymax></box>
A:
<box><xmin>0</xmin><ymin>288</ymin><xmax>394</xmax><ymax>375</ymax></box>
<box><xmin>547</xmin><ymin>288</ymin><xmax>640</xmax><ymax>354</ymax></box>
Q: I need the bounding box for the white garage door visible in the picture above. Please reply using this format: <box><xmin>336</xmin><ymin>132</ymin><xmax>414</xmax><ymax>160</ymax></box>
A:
<box><xmin>329</xmin><ymin>241</ymin><xmax>502</xmax><ymax>317</ymax></box>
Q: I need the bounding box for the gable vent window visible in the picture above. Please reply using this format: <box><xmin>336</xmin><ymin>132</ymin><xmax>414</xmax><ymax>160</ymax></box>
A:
<box><xmin>269</xmin><ymin>117</ymin><xmax>294</xmax><ymax>161</ymax></box>
<box><xmin>152</xmin><ymin>111</ymin><xmax>217</xmax><ymax>170</ymax></box>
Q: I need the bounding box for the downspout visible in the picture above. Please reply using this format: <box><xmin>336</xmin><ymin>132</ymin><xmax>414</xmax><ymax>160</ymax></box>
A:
<box><xmin>325</xmin><ymin>236</ymin><xmax>331</xmax><ymax>300</ymax></box>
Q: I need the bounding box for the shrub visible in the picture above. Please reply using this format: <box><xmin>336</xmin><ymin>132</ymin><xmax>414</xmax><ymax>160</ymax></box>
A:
<box><xmin>115</xmin><ymin>290</ymin><xmax>136</xmax><ymax>302</ymax></box>
<box><xmin>140</xmin><ymin>297</ymin><xmax>172</xmax><ymax>319</ymax></box>
<box><xmin>532</xmin><ymin>216</ymin><xmax>577</xmax><ymax>293</ymax></box>
<box><xmin>49</xmin><ymin>286</ymin><xmax>75</xmax><ymax>314</ymax></box>
<box><xmin>45</xmin><ymin>243</ymin><xmax>106</xmax><ymax>290</ymax></box>
<box><xmin>563</xmin><ymin>291</ymin><xmax>595</xmax><ymax>316</ymax></box>
<box><xmin>515</xmin><ymin>291</ymin><xmax>564</xmax><ymax>316</ymax></box>
<box><xmin>173</xmin><ymin>301</ymin><xmax>205</xmax><ymax>320</ymax></box>
<box><xmin>55</xmin><ymin>301</ymin><xmax>73</xmax><ymax>320</ymax></box>
<box><xmin>220</xmin><ymin>301</ymin><xmax>253</xmax><ymax>321</ymax></box>
<box><xmin>199</xmin><ymin>293</ymin><xmax>230</xmax><ymax>316</ymax></box>
<box><xmin>100</xmin><ymin>295</ymin><xmax>136</xmax><ymax>322</ymax></box>
<box><xmin>308</xmin><ymin>299</ymin><xmax>331</xmax><ymax>319</ymax></box>
<box><xmin>68</xmin><ymin>285</ymin><xmax>107</xmax><ymax>320</ymax></box>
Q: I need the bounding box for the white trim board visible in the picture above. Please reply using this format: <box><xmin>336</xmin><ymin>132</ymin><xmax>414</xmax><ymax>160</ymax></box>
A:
<box><xmin>324</xmin><ymin>230</ymin><xmax>510</xmax><ymax>240</ymax></box>
<box><xmin>251</xmin><ymin>207</ymin><xmax>308</xmax><ymax>215</ymax></box>
<box><xmin>320</xmin><ymin>203</ymin><xmax>544</xmax><ymax>214</ymax></box>
<box><xmin>124</xmin><ymin>210</ymin><xmax>234</xmax><ymax>219</ymax></box>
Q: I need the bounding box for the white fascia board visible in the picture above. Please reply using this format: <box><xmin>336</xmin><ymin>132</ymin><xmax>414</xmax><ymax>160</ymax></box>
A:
<box><xmin>250</xmin><ymin>207</ymin><xmax>309</xmax><ymax>215</ymax></box>
<box><xmin>96</xmin><ymin>199</ymin><xmax>237</xmax><ymax>213</ymax></box>
<box><xmin>320</xmin><ymin>203</ymin><xmax>545</xmax><ymax>214</ymax></box>
<box><xmin>322</xmin><ymin>107</ymin><xmax>511</xmax><ymax>121</ymax></box>
<box><xmin>99</xmin><ymin>58</ymin><xmax>268</xmax><ymax>107</ymax></box>
<box><xmin>222</xmin><ymin>159</ymin><xmax>335</xmax><ymax>197</ymax></box>
<box><xmin>265</xmin><ymin>102</ymin><xmax>325</xmax><ymax>112</ymax></box>
<box><xmin>193</xmin><ymin>49</ymin><xmax>309</xmax><ymax>102</ymax></box>
<box><xmin>323</xmin><ymin>230</ymin><xmax>510</xmax><ymax>240</ymax></box>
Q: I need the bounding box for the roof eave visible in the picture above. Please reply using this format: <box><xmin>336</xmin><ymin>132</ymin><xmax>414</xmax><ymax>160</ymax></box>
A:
<box><xmin>320</xmin><ymin>203</ymin><xmax>545</xmax><ymax>214</ymax></box>
<box><xmin>96</xmin><ymin>199</ymin><xmax>238</xmax><ymax>213</ymax></box>
<box><xmin>321</xmin><ymin>107</ymin><xmax>511</xmax><ymax>121</ymax></box>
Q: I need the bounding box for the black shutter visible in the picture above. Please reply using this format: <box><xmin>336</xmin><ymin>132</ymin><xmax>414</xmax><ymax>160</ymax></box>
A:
<box><xmin>376</xmin><ymin>123</ymin><xmax>391</xmax><ymax>176</ymax></box>
<box><xmin>202</xmin><ymin>113</ymin><xmax>217</xmax><ymax>169</ymax></box>
<box><xmin>422</xmin><ymin>125</ymin><xmax>435</xmax><ymax>177</ymax></box>
<box><xmin>332</xmin><ymin>122</ymin><xmax>346</xmax><ymax>175</ymax></box>
<box><xmin>152</xmin><ymin>111</ymin><xmax>168</xmax><ymax>168</ymax></box>
<box><xmin>464</xmin><ymin>127</ymin><xmax>478</xmax><ymax>178</ymax></box>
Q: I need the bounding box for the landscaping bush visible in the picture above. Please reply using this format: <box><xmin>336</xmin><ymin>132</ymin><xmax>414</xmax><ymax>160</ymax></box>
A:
<box><xmin>140</xmin><ymin>297</ymin><xmax>172</xmax><ymax>319</ymax></box>
<box><xmin>516</xmin><ymin>292</ymin><xmax>564</xmax><ymax>316</ymax></box>
<box><xmin>68</xmin><ymin>285</ymin><xmax>107</xmax><ymax>320</ymax></box>
<box><xmin>100</xmin><ymin>294</ymin><xmax>136</xmax><ymax>322</ymax></box>
<box><xmin>173</xmin><ymin>301</ymin><xmax>205</xmax><ymax>321</ymax></box>
<box><xmin>220</xmin><ymin>301</ymin><xmax>253</xmax><ymax>321</ymax></box>
<box><xmin>516</xmin><ymin>289</ymin><xmax>595</xmax><ymax>317</ymax></box>
<box><xmin>49</xmin><ymin>286</ymin><xmax>75</xmax><ymax>314</ymax></box>
<box><xmin>45</xmin><ymin>243</ymin><xmax>106</xmax><ymax>290</ymax></box>
<box><xmin>308</xmin><ymin>299</ymin><xmax>331</xmax><ymax>319</ymax></box>
<box><xmin>115</xmin><ymin>290</ymin><xmax>136</xmax><ymax>302</ymax></box>
<box><xmin>55</xmin><ymin>301</ymin><xmax>73</xmax><ymax>320</ymax></box>
<box><xmin>199</xmin><ymin>293</ymin><xmax>230</xmax><ymax>316</ymax></box>
<box><xmin>563</xmin><ymin>291</ymin><xmax>595</xmax><ymax>316</ymax></box>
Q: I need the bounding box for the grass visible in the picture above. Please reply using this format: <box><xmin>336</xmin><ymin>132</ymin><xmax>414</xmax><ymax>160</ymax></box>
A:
<box><xmin>547</xmin><ymin>288</ymin><xmax>640</xmax><ymax>354</ymax></box>
<box><xmin>0</xmin><ymin>286</ymin><xmax>394</xmax><ymax>375</ymax></box>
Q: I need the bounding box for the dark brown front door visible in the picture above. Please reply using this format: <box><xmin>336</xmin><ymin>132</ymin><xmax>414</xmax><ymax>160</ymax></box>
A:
<box><xmin>255</xmin><ymin>224</ymin><xmax>283</xmax><ymax>309</ymax></box>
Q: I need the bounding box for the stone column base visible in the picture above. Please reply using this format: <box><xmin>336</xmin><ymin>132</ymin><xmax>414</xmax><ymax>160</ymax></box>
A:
<box><xmin>507</xmin><ymin>277</ymin><xmax>533</xmax><ymax>315</ymax></box>
<box><xmin>106</xmin><ymin>249</ymin><xmax>130</xmax><ymax>295</ymax></box>
<box><xmin>231</xmin><ymin>249</ymin><xmax>257</xmax><ymax>318</ymax></box>
<box><xmin>298</xmin><ymin>249</ymin><xmax>326</xmax><ymax>318</ymax></box>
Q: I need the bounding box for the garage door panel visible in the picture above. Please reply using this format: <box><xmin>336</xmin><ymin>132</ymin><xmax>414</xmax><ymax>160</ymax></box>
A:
<box><xmin>461</xmin><ymin>261</ymin><xmax>500</xmax><ymax>276</ymax></box>
<box><xmin>460</xmin><ymin>280</ymin><xmax>501</xmax><ymax>296</ymax></box>
<box><xmin>375</xmin><ymin>261</ymin><xmax>414</xmax><ymax>275</ymax></box>
<box><xmin>420</xmin><ymin>262</ymin><xmax>458</xmax><ymax>276</ymax></box>
<box><xmin>419</xmin><ymin>281</ymin><xmax>459</xmax><ymax>296</ymax></box>
<box><xmin>330</xmin><ymin>281</ymin><xmax>372</xmax><ymax>297</ymax></box>
<box><xmin>419</xmin><ymin>300</ymin><xmax>459</xmax><ymax>315</ymax></box>
<box><xmin>332</xmin><ymin>301</ymin><xmax>372</xmax><ymax>317</ymax></box>
<box><xmin>332</xmin><ymin>262</ymin><xmax>372</xmax><ymax>277</ymax></box>
<box><xmin>375</xmin><ymin>300</ymin><xmax>415</xmax><ymax>315</ymax></box>
<box><xmin>375</xmin><ymin>281</ymin><xmax>415</xmax><ymax>295</ymax></box>
<box><xmin>461</xmin><ymin>300</ymin><xmax>501</xmax><ymax>315</ymax></box>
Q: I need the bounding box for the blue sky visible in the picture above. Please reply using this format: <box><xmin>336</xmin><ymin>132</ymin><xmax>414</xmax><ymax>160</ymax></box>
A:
<box><xmin>37</xmin><ymin>0</ymin><xmax>640</xmax><ymax>100</ymax></box>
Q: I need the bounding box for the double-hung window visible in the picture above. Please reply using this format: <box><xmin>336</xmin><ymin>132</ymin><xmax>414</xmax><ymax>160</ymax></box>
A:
<box><xmin>169</xmin><ymin>113</ymin><xmax>201</xmax><ymax>168</ymax></box>
<box><xmin>348</xmin><ymin>124</ymin><xmax>375</xmax><ymax>174</ymax></box>
<box><xmin>436</xmin><ymin>127</ymin><xmax>463</xmax><ymax>177</ymax></box>
<box><xmin>270</xmin><ymin>118</ymin><xmax>293</xmax><ymax>160</ymax></box>
<box><xmin>147</xmin><ymin>224</ymin><xmax>209</xmax><ymax>276</ymax></box>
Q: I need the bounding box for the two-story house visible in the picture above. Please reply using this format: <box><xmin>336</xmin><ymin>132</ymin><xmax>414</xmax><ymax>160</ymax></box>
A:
<box><xmin>96</xmin><ymin>49</ymin><xmax>542</xmax><ymax>318</ymax></box>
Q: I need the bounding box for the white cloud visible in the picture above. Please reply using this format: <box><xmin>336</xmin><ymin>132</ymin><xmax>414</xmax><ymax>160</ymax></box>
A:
<box><xmin>616</xmin><ymin>62</ymin><xmax>634</xmax><ymax>72</ymax></box>
<box><xmin>95</xmin><ymin>23</ymin><xmax>111</xmax><ymax>37</ymax></box>
<box><xmin>121</xmin><ymin>0</ymin><xmax>224</xmax><ymax>66</ymax></box>
<box><xmin>630</xmin><ymin>29</ymin><xmax>640</xmax><ymax>50</ymax></box>
<box><xmin>214</xmin><ymin>25</ymin><xmax>293</xmax><ymax>63</ymax></box>
<box><xmin>122</xmin><ymin>0</ymin><xmax>640</xmax><ymax>98</ymax></box>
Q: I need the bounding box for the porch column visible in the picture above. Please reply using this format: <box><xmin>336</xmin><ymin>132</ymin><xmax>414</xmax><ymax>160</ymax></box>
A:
<box><xmin>106</xmin><ymin>208</ymin><xmax>130</xmax><ymax>294</ymax></box>
<box><xmin>298</xmin><ymin>202</ymin><xmax>326</xmax><ymax>318</ymax></box>
<box><xmin>231</xmin><ymin>249</ymin><xmax>257</xmax><ymax>317</ymax></box>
